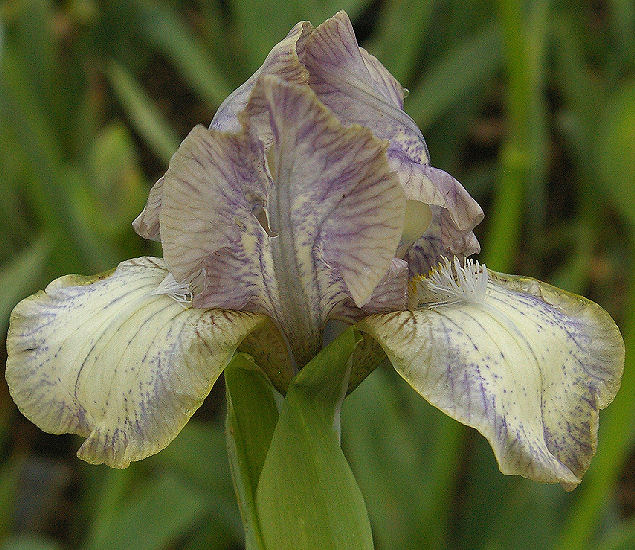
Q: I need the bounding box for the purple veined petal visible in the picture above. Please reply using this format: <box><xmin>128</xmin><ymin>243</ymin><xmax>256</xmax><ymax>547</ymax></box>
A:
<box><xmin>300</xmin><ymin>11</ymin><xmax>430</xmax><ymax>168</ymax></box>
<box><xmin>399</xmin><ymin>165</ymin><xmax>484</xmax><ymax>275</ymax></box>
<box><xmin>298</xmin><ymin>11</ymin><xmax>484</xmax><ymax>265</ymax></box>
<box><xmin>133</xmin><ymin>175</ymin><xmax>164</xmax><ymax>241</ymax></box>
<box><xmin>5</xmin><ymin>257</ymin><xmax>269</xmax><ymax>468</ymax></box>
<box><xmin>160</xmin><ymin>76</ymin><xmax>405</xmax><ymax>366</ymax></box>
<box><xmin>359</xmin><ymin>260</ymin><xmax>624</xmax><ymax>489</ymax></box>
<box><xmin>134</xmin><ymin>21</ymin><xmax>315</xmax><ymax>243</ymax></box>
<box><xmin>333</xmin><ymin>258</ymin><xmax>409</xmax><ymax>323</ymax></box>
<box><xmin>210</xmin><ymin>21</ymin><xmax>314</xmax><ymax>133</ymax></box>
<box><xmin>405</xmin><ymin>205</ymin><xmax>482</xmax><ymax>276</ymax></box>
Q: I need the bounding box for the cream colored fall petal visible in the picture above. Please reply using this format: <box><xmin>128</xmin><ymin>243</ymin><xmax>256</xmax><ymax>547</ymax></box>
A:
<box><xmin>359</xmin><ymin>269</ymin><xmax>624</xmax><ymax>489</ymax></box>
<box><xmin>5</xmin><ymin>257</ymin><xmax>268</xmax><ymax>468</ymax></box>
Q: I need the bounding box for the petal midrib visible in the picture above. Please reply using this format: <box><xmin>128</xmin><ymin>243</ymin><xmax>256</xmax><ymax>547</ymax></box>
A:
<box><xmin>269</xmin><ymin>141</ymin><xmax>322</xmax><ymax>366</ymax></box>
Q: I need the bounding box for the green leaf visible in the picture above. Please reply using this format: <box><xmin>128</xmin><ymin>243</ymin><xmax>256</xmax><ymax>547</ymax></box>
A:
<box><xmin>406</xmin><ymin>23</ymin><xmax>502</xmax><ymax>131</ymax></box>
<box><xmin>255</xmin><ymin>328</ymin><xmax>373</xmax><ymax>550</ymax></box>
<box><xmin>485</xmin><ymin>0</ymin><xmax>550</xmax><ymax>270</ymax></box>
<box><xmin>83</xmin><ymin>468</ymin><xmax>133</xmax><ymax>550</ymax></box>
<box><xmin>595</xmin><ymin>80</ymin><xmax>635</xmax><ymax>227</ymax></box>
<box><xmin>0</xmin><ymin>535</ymin><xmax>61</xmax><ymax>550</ymax></box>
<box><xmin>146</xmin><ymin>421</ymin><xmax>243</xmax><ymax>539</ymax></box>
<box><xmin>88</xmin><ymin>472</ymin><xmax>209</xmax><ymax>550</ymax></box>
<box><xmin>79</xmin><ymin>122</ymin><xmax>148</xmax><ymax>239</ymax></box>
<box><xmin>556</xmin><ymin>256</ymin><xmax>635</xmax><ymax>549</ymax></box>
<box><xmin>128</xmin><ymin>0</ymin><xmax>233</xmax><ymax>105</ymax></box>
<box><xmin>225</xmin><ymin>353</ymin><xmax>279</xmax><ymax>550</ymax></box>
<box><xmin>342</xmin><ymin>367</ymin><xmax>462</xmax><ymax>549</ymax></box>
<box><xmin>0</xmin><ymin>235</ymin><xmax>51</xmax><ymax>336</ymax></box>
<box><xmin>0</xmin><ymin>457</ymin><xmax>23</xmax><ymax>539</ymax></box>
<box><xmin>365</xmin><ymin>0</ymin><xmax>434</xmax><ymax>84</ymax></box>
<box><xmin>597</xmin><ymin>514</ymin><xmax>635</xmax><ymax>550</ymax></box>
<box><xmin>105</xmin><ymin>61</ymin><xmax>180</xmax><ymax>164</ymax></box>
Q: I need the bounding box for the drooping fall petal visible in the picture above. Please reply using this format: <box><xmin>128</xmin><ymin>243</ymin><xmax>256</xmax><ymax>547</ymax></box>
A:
<box><xmin>6</xmin><ymin>257</ymin><xmax>269</xmax><ymax>467</ymax></box>
<box><xmin>359</xmin><ymin>264</ymin><xmax>624</xmax><ymax>489</ymax></box>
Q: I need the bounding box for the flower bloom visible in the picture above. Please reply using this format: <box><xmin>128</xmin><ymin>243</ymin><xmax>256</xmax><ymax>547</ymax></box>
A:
<box><xmin>6</xmin><ymin>12</ymin><xmax>623</xmax><ymax>489</ymax></box>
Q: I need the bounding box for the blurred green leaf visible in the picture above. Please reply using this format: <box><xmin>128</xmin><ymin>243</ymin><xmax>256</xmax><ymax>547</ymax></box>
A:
<box><xmin>595</xmin><ymin>80</ymin><xmax>635</xmax><ymax>227</ymax></box>
<box><xmin>556</xmin><ymin>257</ymin><xmax>635</xmax><ymax>549</ymax></box>
<box><xmin>106</xmin><ymin>61</ymin><xmax>180</xmax><ymax>163</ymax></box>
<box><xmin>83</xmin><ymin>468</ymin><xmax>133</xmax><ymax>550</ymax></box>
<box><xmin>128</xmin><ymin>0</ymin><xmax>233</xmax><ymax>105</ymax></box>
<box><xmin>229</xmin><ymin>1</ymin><xmax>304</xmax><ymax>70</ymax></box>
<box><xmin>146</xmin><ymin>422</ymin><xmax>243</xmax><ymax>538</ymax></box>
<box><xmin>88</xmin><ymin>471</ymin><xmax>209</xmax><ymax>550</ymax></box>
<box><xmin>365</xmin><ymin>0</ymin><xmax>433</xmax><ymax>84</ymax></box>
<box><xmin>0</xmin><ymin>235</ymin><xmax>51</xmax><ymax>335</ymax></box>
<box><xmin>597</xmin><ymin>515</ymin><xmax>635</xmax><ymax>550</ymax></box>
<box><xmin>5</xmin><ymin>0</ymin><xmax>56</xmax><ymax>129</ymax></box>
<box><xmin>0</xmin><ymin>458</ymin><xmax>22</xmax><ymax>539</ymax></box>
<box><xmin>83</xmin><ymin>122</ymin><xmax>148</xmax><ymax>237</ymax></box>
<box><xmin>343</xmin><ymin>367</ymin><xmax>461</xmax><ymax>549</ymax></box>
<box><xmin>485</xmin><ymin>0</ymin><xmax>550</xmax><ymax>270</ymax></box>
<box><xmin>607</xmin><ymin>0</ymin><xmax>635</xmax><ymax>65</ymax></box>
<box><xmin>406</xmin><ymin>23</ymin><xmax>502</xmax><ymax>131</ymax></box>
<box><xmin>0</xmin><ymin>535</ymin><xmax>60</xmax><ymax>550</ymax></box>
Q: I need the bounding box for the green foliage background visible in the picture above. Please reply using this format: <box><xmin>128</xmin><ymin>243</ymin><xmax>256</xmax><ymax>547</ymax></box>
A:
<box><xmin>0</xmin><ymin>0</ymin><xmax>633</xmax><ymax>548</ymax></box>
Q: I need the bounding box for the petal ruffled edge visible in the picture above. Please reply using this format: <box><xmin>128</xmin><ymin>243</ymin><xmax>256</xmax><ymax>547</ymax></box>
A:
<box><xmin>133</xmin><ymin>176</ymin><xmax>164</xmax><ymax>241</ymax></box>
<box><xmin>211</xmin><ymin>21</ymin><xmax>314</xmax><ymax>133</ymax></box>
<box><xmin>397</xmin><ymin>164</ymin><xmax>484</xmax><ymax>275</ymax></box>
<box><xmin>6</xmin><ymin>257</ymin><xmax>270</xmax><ymax>467</ymax></box>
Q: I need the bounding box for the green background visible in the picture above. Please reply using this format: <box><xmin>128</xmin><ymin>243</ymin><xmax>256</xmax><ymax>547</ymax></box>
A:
<box><xmin>1</xmin><ymin>0</ymin><xmax>633</xmax><ymax>548</ymax></box>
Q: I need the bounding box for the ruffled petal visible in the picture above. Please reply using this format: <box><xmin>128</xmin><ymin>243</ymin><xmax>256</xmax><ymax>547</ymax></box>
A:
<box><xmin>333</xmin><ymin>258</ymin><xmax>409</xmax><ymax>323</ymax></box>
<box><xmin>5</xmin><ymin>257</ymin><xmax>267</xmax><ymax>468</ymax></box>
<box><xmin>133</xmin><ymin>22</ymin><xmax>315</xmax><ymax>243</ymax></box>
<box><xmin>299</xmin><ymin>12</ymin><xmax>416</xmax><ymax>187</ymax></box>
<box><xmin>160</xmin><ymin>77</ymin><xmax>405</xmax><ymax>365</ymax></box>
<box><xmin>399</xmin><ymin>165</ymin><xmax>483</xmax><ymax>275</ymax></box>
<box><xmin>298</xmin><ymin>12</ymin><xmax>483</xmax><ymax>266</ymax></box>
<box><xmin>301</xmin><ymin>12</ymin><xmax>430</xmax><ymax>171</ymax></box>
<box><xmin>132</xmin><ymin>176</ymin><xmax>164</xmax><ymax>241</ymax></box>
<box><xmin>359</xmin><ymin>267</ymin><xmax>624</xmax><ymax>489</ymax></box>
<box><xmin>210</xmin><ymin>21</ymin><xmax>313</xmax><ymax>133</ymax></box>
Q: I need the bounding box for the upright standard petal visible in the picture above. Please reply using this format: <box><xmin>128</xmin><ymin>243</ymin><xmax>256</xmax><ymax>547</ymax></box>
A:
<box><xmin>211</xmin><ymin>21</ymin><xmax>313</xmax><ymax>133</ymax></box>
<box><xmin>359</xmin><ymin>261</ymin><xmax>624</xmax><ymax>488</ymax></box>
<box><xmin>301</xmin><ymin>11</ymin><xmax>429</xmax><ymax>167</ymax></box>
<box><xmin>6</xmin><ymin>257</ymin><xmax>268</xmax><ymax>468</ymax></box>
<box><xmin>133</xmin><ymin>22</ymin><xmax>314</xmax><ymax>242</ymax></box>
<box><xmin>160</xmin><ymin>77</ymin><xmax>405</xmax><ymax>365</ymax></box>
<box><xmin>299</xmin><ymin>12</ymin><xmax>483</xmax><ymax>269</ymax></box>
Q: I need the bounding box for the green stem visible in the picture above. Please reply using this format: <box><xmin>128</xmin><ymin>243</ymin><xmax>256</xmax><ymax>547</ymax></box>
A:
<box><xmin>226</xmin><ymin>328</ymin><xmax>374</xmax><ymax>550</ymax></box>
<box><xmin>225</xmin><ymin>354</ymin><xmax>279</xmax><ymax>550</ymax></box>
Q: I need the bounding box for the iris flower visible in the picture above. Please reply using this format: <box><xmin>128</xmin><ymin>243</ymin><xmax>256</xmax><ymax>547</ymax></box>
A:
<box><xmin>6</xmin><ymin>12</ymin><xmax>623</xmax><ymax>490</ymax></box>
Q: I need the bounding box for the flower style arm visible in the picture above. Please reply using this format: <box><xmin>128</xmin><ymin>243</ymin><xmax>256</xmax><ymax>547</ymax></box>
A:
<box><xmin>158</xmin><ymin>76</ymin><xmax>405</xmax><ymax>365</ymax></box>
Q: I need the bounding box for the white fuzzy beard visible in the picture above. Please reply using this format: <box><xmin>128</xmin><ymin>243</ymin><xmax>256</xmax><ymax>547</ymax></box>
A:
<box><xmin>411</xmin><ymin>256</ymin><xmax>489</xmax><ymax>309</ymax></box>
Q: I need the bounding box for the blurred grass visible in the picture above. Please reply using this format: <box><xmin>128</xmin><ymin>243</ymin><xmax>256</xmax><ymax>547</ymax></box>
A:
<box><xmin>0</xmin><ymin>0</ymin><xmax>633</xmax><ymax>549</ymax></box>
